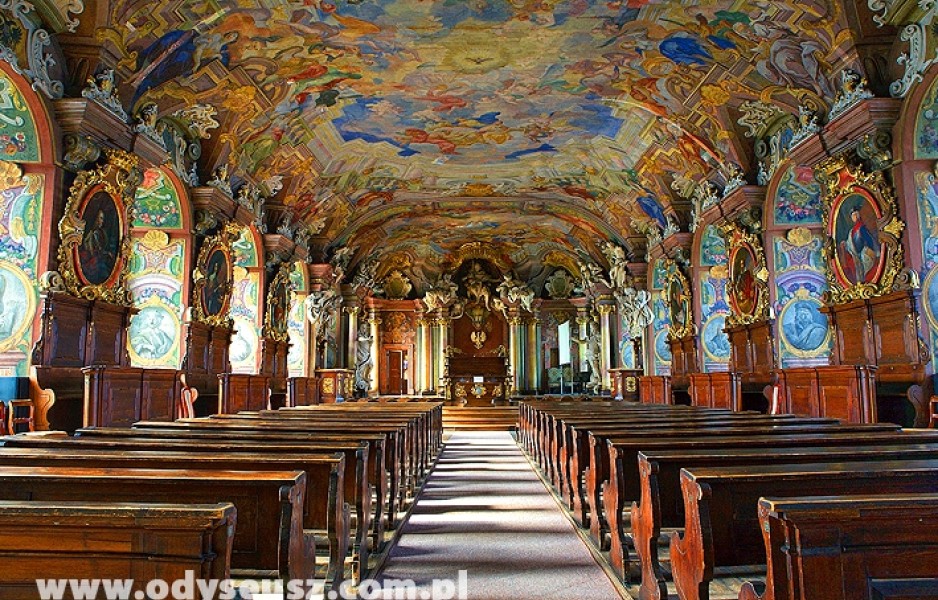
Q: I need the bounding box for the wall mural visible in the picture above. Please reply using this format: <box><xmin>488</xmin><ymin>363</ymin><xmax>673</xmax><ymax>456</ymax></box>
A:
<box><xmin>0</xmin><ymin>71</ymin><xmax>40</xmax><ymax>163</ymax></box>
<box><xmin>288</xmin><ymin>262</ymin><xmax>308</xmax><ymax>377</ymax></box>
<box><xmin>0</xmin><ymin>162</ymin><xmax>41</xmax><ymax>375</ymax></box>
<box><xmin>916</xmin><ymin>73</ymin><xmax>938</xmax><ymax>159</ymax></box>
<box><xmin>698</xmin><ymin>224</ymin><xmax>730</xmax><ymax>371</ymax></box>
<box><xmin>774</xmin><ymin>164</ymin><xmax>823</xmax><ymax>225</ymax></box>
<box><xmin>915</xmin><ymin>169</ymin><xmax>938</xmax><ymax>371</ymax></box>
<box><xmin>132</xmin><ymin>168</ymin><xmax>183</xmax><ymax>229</ymax></box>
<box><xmin>126</xmin><ymin>231</ymin><xmax>185</xmax><ymax>368</ymax></box>
<box><xmin>649</xmin><ymin>257</ymin><xmax>670</xmax><ymax>375</ymax></box>
<box><xmin>652</xmin><ymin>297</ymin><xmax>671</xmax><ymax>376</ymax></box>
<box><xmin>229</xmin><ymin>228</ymin><xmax>262</xmax><ymax>374</ymax></box>
<box><xmin>774</xmin><ymin>227</ymin><xmax>831</xmax><ymax>367</ymax></box>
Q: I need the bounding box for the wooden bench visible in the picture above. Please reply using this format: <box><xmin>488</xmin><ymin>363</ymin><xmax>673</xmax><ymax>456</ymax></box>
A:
<box><xmin>670</xmin><ymin>459</ymin><xmax>938</xmax><ymax>600</ymax></box>
<box><xmin>632</xmin><ymin>443</ymin><xmax>938</xmax><ymax>599</ymax></box>
<box><xmin>0</xmin><ymin>466</ymin><xmax>313</xmax><ymax>580</ymax></box>
<box><xmin>0</xmin><ymin>501</ymin><xmax>235</xmax><ymax>600</ymax></box>
<box><xmin>46</xmin><ymin>428</ymin><xmax>379</xmax><ymax>577</ymax></box>
<box><xmin>600</xmin><ymin>429</ymin><xmax>938</xmax><ymax>584</ymax></box>
<box><xmin>738</xmin><ymin>494</ymin><xmax>938</xmax><ymax>600</ymax></box>
<box><xmin>139</xmin><ymin>417</ymin><xmax>411</xmax><ymax>517</ymax></box>
<box><xmin>578</xmin><ymin>421</ymin><xmax>894</xmax><ymax>546</ymax></box>
<box><xmin>0</xmin><ymin>446</ymin><xmax>350</xmax><ymax>589</ymax></box>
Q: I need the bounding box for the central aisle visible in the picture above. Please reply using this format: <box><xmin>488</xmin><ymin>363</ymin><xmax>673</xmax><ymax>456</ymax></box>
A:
<box><xmin>375</xmin><ymin>431</ymin><xmax>622</xmax><ymax>599</ymax></box>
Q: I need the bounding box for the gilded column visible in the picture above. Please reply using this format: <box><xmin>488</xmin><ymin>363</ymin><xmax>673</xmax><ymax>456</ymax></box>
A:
<box><xmin>368</xmin><ymin>312</ymin><xmax>380</xmax><ymax>395</ymax></box>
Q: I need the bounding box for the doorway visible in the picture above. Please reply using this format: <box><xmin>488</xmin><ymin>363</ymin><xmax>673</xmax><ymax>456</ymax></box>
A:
<box><xmin>384</xmin><ymin>348</ymin><xmax>408</xmax><ymax>395</ymax></box>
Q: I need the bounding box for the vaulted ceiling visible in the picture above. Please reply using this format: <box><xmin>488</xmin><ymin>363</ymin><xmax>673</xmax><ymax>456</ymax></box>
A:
<box><xmin>102</xmin><ymin>0</ymin><xmax>865</xmax><ymax>275</ymax></box>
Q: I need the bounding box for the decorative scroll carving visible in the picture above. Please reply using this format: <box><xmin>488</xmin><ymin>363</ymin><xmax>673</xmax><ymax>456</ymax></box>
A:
<box><xmin>191</xmin><ymin>223</ymin><xmax>238</xmax><ymax>327</ymax></box>
<box><xmin>56</xmin><ymin>148</ymin><xmax>140</xmax><ymax>305</ymax></box>
<box><xmin>81</xmin><ymin>69</ymin><xmax>127</xmax><ymax>121</ymax></box>
<box><xmin>0</xmin><ymin>0</ymin><xmax>64</xmax><ymax>98</ymax></box>
<box><xmin>815</xmin><ymin>156</ymin><xmax>909</xmax><ymax>304</ymax></box>
<box><xmin>828</xmin><ymin>69</ymin><xmax>874</xmax><ymax>121</ymax></box>
<box><xmin>383</xmin><ymin>269</ymin><xmax>412</xmax><ymax>300</ymax></box>
<box><xmin>720</xmin><ymin>222</ymin><xmax>771</xmax><ymax>327</ymax></box>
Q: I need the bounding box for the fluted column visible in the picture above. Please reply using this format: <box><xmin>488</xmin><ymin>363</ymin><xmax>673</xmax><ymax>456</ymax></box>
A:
<box><xmin>368</xmin><ymin>312</ymin><xmax>380</xmax><ymax>395</ymax></box>
<box><xmin>598</xmin><ymin>302</ymin><xmax>615</xmax><ymax>393</ymax></box>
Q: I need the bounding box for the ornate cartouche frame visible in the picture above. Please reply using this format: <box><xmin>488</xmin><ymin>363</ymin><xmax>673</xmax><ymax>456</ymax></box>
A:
<box><xmin>191</xmin><ymin>222</ymin><xmax>238</xmax><ymax>327</ymax></box>
<box><xmin>662</xmin><ymin>259</ymin><xmax>694</xmax><ymax>340</ymax></box>
<box><xmin>720</xmin><ymin>222</ymin><xmax>770</xmax><ymax>327</ymax></box>
<box><xmin>263</xmin><ymin>262</ymin><xmax>292</xmax><ymax>342</ymax></box>
<box><xmin>815</xmin><ymin>156</ymin><xmax>906</xmax><ymax>303</ymax></box>
<box><xmin>56</xmin><ymin>148</ymin><xmax>140</xmax><ymax>305</ymax></box>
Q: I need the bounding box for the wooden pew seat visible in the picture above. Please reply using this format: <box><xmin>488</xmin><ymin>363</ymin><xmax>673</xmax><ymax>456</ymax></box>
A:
<box><xmin>0</xmin><ymin>446</ymin><xmax>350</xmax><ymax>589</ymax></box>
<box><xmin>670</xmin><ymin>460</ymin><xmax>938</xmax><ymax>600</ymax></box>
<box><xmin>0</xmin><ymin>466</ymin><xmax>314</xmax><ymax>581</ymax></box>
<box><xmin>0</xmin><ymin>501</ymin><xmax>236</xmax><ymax>600</ymax></box>
<box><xmin>739</xmin><ymin>494</ymin><xmax>938</xmax><ymax>600</ymax></box>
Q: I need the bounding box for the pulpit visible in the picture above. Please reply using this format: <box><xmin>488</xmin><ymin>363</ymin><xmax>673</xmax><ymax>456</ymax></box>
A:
<box><xmin>445</xmin><ymin>355</ymin><xmax>510</xmax><ymax>406</ymax></box>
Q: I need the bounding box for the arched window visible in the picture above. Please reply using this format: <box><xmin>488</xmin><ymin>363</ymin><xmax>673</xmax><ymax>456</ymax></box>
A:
<box><xmin>126</xmin><ymin>167</ymin><xmax>190</xmax><ymax>368</ymax></box>
<box><xmin>229</xmin><ymin>226</ymin><xmax>263</xmax><ymax>374</ymax></box>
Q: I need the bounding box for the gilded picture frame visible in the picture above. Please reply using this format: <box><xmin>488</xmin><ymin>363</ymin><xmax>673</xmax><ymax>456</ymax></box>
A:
<box><xmin>815</xmin><ymin>157</ymin><xmax>906</xmax><ymax>303</ymax></box>
<box><xmin>662</xmin><ymin>260</ymin><xmax>694</xmax><ymax>341</ymax></box>
<box><xmin>263</xmin><ymin>263</ymin><xmax>292</xmax><ymax>342</ymax></box>
<box><xmin>56</xmin><ymin>148</ymin><xmax>139</xmax><ymax>304</ymax></box>
<box><xmin>191</xmin><ymin>223</ymin><xmax>238</xmax><ymax>327</ymax></box>
<box><xmin>721</xmin><ymin>222</ymin><xmax>770</xmax><ymax>327</ymax></box>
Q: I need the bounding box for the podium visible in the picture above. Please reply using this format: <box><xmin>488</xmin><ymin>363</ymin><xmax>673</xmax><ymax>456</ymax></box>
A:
<box><xmin>445</xmin><ymin>356</ymin><xmax>510</xmax><ymax>406</ymax></box>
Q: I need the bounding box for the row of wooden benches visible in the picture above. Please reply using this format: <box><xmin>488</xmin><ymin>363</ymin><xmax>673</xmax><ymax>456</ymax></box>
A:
<box><xmin>0</xmin><ymin>401</ymin><xmax>443</xmax><ymax>599</ymax></box>
<box><xmin>520</xmin><ymin>400</ymin><xmax>938</xmax><ymax>600</ymax></box>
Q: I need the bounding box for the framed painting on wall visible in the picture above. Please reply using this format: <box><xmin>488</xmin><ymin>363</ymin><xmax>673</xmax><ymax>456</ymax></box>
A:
<box><xmin>816</xmin><ymin>157</ymin><xmax>907</xmax><ymax>303</ymax></box>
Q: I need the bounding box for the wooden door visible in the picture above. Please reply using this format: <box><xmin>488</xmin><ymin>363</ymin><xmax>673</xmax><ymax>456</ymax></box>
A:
<box><xmin>387</xmin><ymin>350</ymin><xmax>406</xmax><ymax>395</ymax></box>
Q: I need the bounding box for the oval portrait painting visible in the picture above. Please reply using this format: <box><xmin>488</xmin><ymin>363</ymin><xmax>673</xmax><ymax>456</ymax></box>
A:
<box><xmin>831</xmin><ymin>191</ymin><xmax>885</xmax><ymax>287</ymax></box>
<box><xmin>76</xmin><ymin>189</ymin><xmax>122</xmax><ymax>286</ymax></box>
<box><xmin>201</xmin><ymin>247</ymin><xmax>231</xmax><ymax>317</ymax></box>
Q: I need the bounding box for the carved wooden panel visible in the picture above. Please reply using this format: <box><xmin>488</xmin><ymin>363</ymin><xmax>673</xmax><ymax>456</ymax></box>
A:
<box><xmin>288</xmin><ymin>376</ymin><xmax>320</xmax><ymax>406</ymax></box>
<box><xmin>35</xmin><ymin>293</ymin><xmax>88</xmax><ymax>367</ymax></box>
<box><xmin>83</xmin><ymin>366</ymin><xmax>144</xmax><ymax>427</ymax></box>
<box><xmin>639</xmin><ymin>375</ymin><xmax>672</xmax><ymax>405</ymax></box>
<box><xmin>219</xmin><ymin>374</ymin><xmax>269</xmax><ymax>414</ymax></box>
<box><xmin>317</xmin><ymin>369</ymin><xmax>352</xmax><ymax>404</ymax></box>
<box><xmin>87</xmin><ymin>301</ymin><xmax>132</xmax><ymax>367</ymax></box>
<box><xmin>689</xmin><ymin>372</ymin><xmax>741</xmax><ymax>411</ymax></box>
<box><xmin>668</xmin><ymin>335</ymin><xmax>699</xmax><ymax>385</ymax></box>
<box><xmin>141</xmin><ymin>369</ymin><xmax>181</xmax><ymax>422</ymax></box>
<box><xmin>776</xmin><ymin>365</ymin><xmax>876</xmax><ymax>423</ymax></box>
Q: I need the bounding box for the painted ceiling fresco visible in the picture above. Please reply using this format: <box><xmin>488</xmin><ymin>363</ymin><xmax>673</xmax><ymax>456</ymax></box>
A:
<box><xmin>104</xmin><ymin>0</ymin><xmax>855</xmax><ymax>266</ymax></box>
